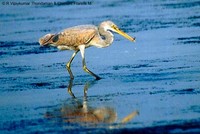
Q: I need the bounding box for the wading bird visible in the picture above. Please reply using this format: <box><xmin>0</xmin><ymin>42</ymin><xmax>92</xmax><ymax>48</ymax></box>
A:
<box><xmin>39</xmin><ymin>20</ymin><xmax>135</xmax><ymax>80</ymax></box>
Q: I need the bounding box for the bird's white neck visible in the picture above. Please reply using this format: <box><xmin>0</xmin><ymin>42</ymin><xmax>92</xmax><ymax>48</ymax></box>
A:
<box><xmin>98</xmin><ymin>24</ymin><xmax>114</xmax><ymax>47</ymax></box>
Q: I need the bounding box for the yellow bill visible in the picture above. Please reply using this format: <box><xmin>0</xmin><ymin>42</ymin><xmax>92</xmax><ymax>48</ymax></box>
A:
<box><xmin>112</xmin><ymin>26</ymin><xmax>136</xmax><ymax>42</ymax></box>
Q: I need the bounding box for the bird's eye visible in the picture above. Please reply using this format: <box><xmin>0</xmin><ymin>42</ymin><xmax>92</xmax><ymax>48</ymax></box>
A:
<box><xmin>112</xmin><ymin>25</ymin><xmax>117</xmax><ymax>29</ymax></box>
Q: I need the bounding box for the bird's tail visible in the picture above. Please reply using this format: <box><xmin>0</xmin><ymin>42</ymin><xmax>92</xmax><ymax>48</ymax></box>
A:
<box><xmin>39</xmin><ymin>33</ymin><xmax>57</xmax><ymax>46</ymax></box>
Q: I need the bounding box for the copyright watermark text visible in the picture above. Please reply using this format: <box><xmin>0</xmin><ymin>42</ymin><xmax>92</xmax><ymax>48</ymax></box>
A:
<box><xmin>1</xmin><ymin>1</ymin><xmax>92</xmax><ymax>6</ymax></box>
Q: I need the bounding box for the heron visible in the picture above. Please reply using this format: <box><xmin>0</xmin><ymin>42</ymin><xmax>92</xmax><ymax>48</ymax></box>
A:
<box><xmin>39</xmin><ymin>20</ymin><xmax>135</xmax><ymax>80</ymax></box>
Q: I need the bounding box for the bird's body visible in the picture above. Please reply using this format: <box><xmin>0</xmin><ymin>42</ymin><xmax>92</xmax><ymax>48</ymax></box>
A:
<box><xmin>39</xmin><ymin>20</ymin><xmax>135</xmax><ymax>80</ymax></box>
<box><xmin>51</xmin><ymin>25</ymin><xmax>98</xmax><ymax>50</ymax></box>
<box><xmin>51</xmin><ymin>25</ymin><xmax>111</xmax><ymax>50</ymax></box>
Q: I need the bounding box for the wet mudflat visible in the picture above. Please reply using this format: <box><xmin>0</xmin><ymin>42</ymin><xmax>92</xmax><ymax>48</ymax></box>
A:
<box><xmin>0</xmin><ymin>0</ymin><xmax>200</xmax><ymax>133</ymax></box>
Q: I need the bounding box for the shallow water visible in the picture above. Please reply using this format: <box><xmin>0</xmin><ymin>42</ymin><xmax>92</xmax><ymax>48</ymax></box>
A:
<box><xmin>1</xmin><ymin>0</ymin><xmax>200</xmax><ymax>133</ymax></box>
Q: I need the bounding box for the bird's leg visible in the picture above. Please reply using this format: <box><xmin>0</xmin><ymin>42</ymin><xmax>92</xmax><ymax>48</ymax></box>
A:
<box><xmin>82</xmin><ymin>59</ymin><xmax>101</xmax><ymax>80</ymax></box>
<box><xmin>66</xmin><ymin>50</ymin><xmax>79</xmax><ymax>79</ymax></box>
<box><xmin>83</xmin><ymin>82</ymin><xmax>90</xmax><ymax>97</ymax></box>
<box><xmin>67</xmin><ymin>79</ymin><xmax>76</xmax><ymax>98</ymax></box>
<box><xmin>79</xmin><ymin>45</ymin><xmax>101</xmax><ymax>80</ymax></box>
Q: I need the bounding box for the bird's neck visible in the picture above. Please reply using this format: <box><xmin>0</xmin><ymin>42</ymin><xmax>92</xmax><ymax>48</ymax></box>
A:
<box><xmin>98</xmin><ymin>26</ymin><xmax>114</xmax><ymax>47</ymax></box>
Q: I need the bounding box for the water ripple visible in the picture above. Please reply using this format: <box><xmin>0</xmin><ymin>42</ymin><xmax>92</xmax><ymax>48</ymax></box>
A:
<box><xmin>0</xmin><ymin>41</ymin><xmax>57</xmax><ymax>57</ymax></box>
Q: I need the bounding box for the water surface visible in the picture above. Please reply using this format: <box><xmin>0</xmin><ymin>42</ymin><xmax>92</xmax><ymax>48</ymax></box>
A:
<box><xmin>0</xmin><ymin>0</ymin><xmax>200</xmax><ymax>133</ymax></box>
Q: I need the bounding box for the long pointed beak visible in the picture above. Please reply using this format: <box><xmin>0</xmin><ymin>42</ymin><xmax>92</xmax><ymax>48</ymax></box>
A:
<box><xmin>113</xmin><ymin>26</ymin><xmax>136</xmax><ymax>42</ymax></box>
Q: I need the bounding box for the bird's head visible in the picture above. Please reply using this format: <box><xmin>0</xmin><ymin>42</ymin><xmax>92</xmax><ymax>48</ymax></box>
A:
<box><xmin>100</xmin><ymin>21</ymin><xmax>136</xmax><ymax>42</ymax></box>
<box><xmin>39</xmin><ymin>34</ymin><xmax>55</xmax><ymax>46</ymax></box>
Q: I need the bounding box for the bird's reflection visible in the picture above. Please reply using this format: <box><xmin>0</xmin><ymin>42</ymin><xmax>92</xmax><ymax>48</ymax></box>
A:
<box><xmin>45</xmin><ymin>79</ymin><xmax>139</xmax><ymax>128</ymax></box>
